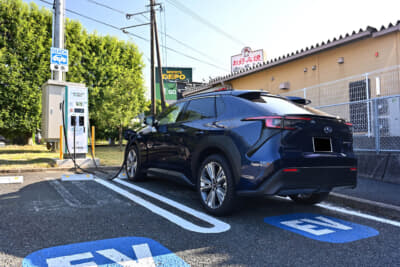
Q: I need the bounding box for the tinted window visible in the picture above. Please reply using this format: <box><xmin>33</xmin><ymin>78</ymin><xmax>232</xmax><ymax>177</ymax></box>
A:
<box><xmin>251</xmin><ymin>96</ymin><xmax>314</xmax><ymax>115</ymax></box>
<box><xmin>222</xmin><ymin>96</ymin><xmax>259</xmax><ymax>117</ymax></box>
<box><xmin>158</xmin><ymin>102</ymin><xmax>186</xmax><ymax>125</ymax></box>
<box><xmin>180</xmin><ymin>97</ymin><xmax>215</xmax><ymax>121</ymax></box>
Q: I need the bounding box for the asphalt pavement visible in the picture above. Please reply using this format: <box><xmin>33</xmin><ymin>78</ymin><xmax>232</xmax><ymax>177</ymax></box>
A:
<box><xmin>334</xmin><ymin>177</ymin><xmax>400</xmax><ymax>206</ymax></box>
<box><xmin>0</xmin><ymin>171</ymin><xmax>399</xmax><ymax>266</ymax></box>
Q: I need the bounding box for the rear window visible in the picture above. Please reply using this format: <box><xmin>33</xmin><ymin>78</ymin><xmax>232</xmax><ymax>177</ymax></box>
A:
<box><xmin>248</xmin><ymin>95</ymin><xmax>313</xmax><ymax>115</ymax></box>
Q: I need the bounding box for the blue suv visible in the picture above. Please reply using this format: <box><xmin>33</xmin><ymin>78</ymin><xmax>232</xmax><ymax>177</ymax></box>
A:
<box><xmin>125</xmin><ymin>90</ymin><xmax>357</xmax><ymax>215</ymax></box>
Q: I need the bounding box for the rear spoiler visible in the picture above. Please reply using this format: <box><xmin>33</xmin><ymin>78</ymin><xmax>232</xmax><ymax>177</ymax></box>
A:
<box><xmin>285</xmin><ymin>96</ymin><xmax>312</xmax><ymax>105</ymax></box>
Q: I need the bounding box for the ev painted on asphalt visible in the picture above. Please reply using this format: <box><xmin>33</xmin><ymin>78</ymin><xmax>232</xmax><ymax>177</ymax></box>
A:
<box><xmin>264</xmin><ymin>213</ymin><xmax>379</xmax><ymax>243</ymax></box>
<box><xmin>23</xmin><ymin>237</ymin><xmax>189</xmax><ymax>267</ymax></box>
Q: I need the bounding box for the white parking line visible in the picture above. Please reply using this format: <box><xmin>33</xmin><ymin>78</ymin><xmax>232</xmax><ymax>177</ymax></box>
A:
<box><xmin>94</xmin><ymin>178</ymin><xmax>231</xmax><ymax>234</ymax></box>
<box><xmin>317</xmin><ymin>202</ymin><xmax>400</xmax><ymax>228</ymax></box>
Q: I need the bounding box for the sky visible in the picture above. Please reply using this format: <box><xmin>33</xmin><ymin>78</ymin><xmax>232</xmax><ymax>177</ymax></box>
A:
<box><xmin>26</xmin><ymin>0</ymin><xmax>400</xmax><ymax>97</ymax></box>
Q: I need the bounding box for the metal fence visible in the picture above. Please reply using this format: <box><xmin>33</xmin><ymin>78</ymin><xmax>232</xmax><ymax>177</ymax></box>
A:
<box><xmin>282</xmin><ymin>65</ymin><xmax>400</xmax><ymax>153</ymax></box>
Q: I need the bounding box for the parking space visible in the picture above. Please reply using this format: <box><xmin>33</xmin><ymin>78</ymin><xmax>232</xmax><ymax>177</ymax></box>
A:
<box><xmin>1</xmin><ymin>171</ymin><xmax>399</xmax><ymax>266</ymax></box>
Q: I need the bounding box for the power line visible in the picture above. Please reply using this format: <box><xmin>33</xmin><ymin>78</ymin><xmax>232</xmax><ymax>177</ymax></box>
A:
<box><xmin>163</xmin><ymin>14</ymin><xmax>168</xmax><ymax>66</ymax></box>
<box><xmin>38</xmin><ymin>0</ymin><xmax>228</xmax><ymax>72</ymax></box>
<box><xmin>161</xmin><ymin>6</ymin><xmax>167</xmax><ymax>67</ymax></box>
<box><xmin>86</xmin><ymin>0</ymin><xmax>125</xmax><ymax>15</ymax></box>
<box><xmin>166</xmin><ymin>0</ymin><xmax>246</xmax><ymax>47</ymax></box>
<box><xmin>163</xmin><ymin>11</ymin><xmax>168</xmax><ymax>68</ymax></box>
<box><xmin>156</xmin><ymin>8</ymin><xmax>166</xmax><ymax>66</ymax></box>
<box><xmin>85</xmin><ymin>0</ymin><xmax>223</xmax><ymax>64</ymax></box>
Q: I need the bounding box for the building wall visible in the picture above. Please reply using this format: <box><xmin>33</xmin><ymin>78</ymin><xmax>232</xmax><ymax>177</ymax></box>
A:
<box><xmin>229</xmin><ymin>31</ymin><xmax>400</xmax><ymax>106</ymax></box>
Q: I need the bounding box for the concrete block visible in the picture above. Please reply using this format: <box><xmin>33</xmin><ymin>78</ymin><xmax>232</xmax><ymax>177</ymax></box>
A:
<box><xmin>0</xmin><ymin>175</ymin><xmax>23</xmax><ymax>184</ymax></box>
<box><xmin>61</xmin><ymin>173</ymin><xmax>93</xmax><ymax>181</ymax></box>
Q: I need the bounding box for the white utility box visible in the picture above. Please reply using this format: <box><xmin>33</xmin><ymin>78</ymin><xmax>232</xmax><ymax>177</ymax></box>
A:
<box><xmin>41</xmin><ymin>80</ymin><xmax>86</xmax><ymax>142</ymax></box>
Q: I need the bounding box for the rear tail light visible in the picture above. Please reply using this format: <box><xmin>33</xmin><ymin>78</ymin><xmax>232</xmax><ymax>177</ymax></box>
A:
<box><xmin>283</xmin><ymin>168</ymin><xmax>299</xmax><ymax>172</ymax></box>
<box><xmin>345</xmin><ymin>122</ymin><xmax>353</xmax><ymax>133</ymax></box>
<box><xmin>265</xmin><ymin>116</ymin><xmax>284</xmax><ymax>129</ymax></box>
<box><xmin>243</xmin><ymin>116</ymin><xmax>311</xmax><ymax>130</ymax></box>
<box><xmin>350</xmin><ymin>167</ymin><xmax>357</xmax><ymax>171</ymax></box>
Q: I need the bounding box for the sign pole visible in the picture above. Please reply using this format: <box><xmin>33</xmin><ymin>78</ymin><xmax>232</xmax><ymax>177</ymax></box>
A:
<box><xmin>53</xmin><ymin>0</ymin><xmax>65</xmax><ymax>81</ymax></box>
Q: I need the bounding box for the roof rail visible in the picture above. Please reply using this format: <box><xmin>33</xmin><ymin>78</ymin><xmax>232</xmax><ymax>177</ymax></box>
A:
<box><xmin>182</xmin><ymin>85</ymin><xmax>233</xmax><ymax>97</ymax></box>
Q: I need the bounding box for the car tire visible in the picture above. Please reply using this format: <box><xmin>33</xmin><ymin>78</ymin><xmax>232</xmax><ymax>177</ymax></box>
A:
<box><xmin>197</xmin><ymin>154</ymin><xmax>236</xmax><ymax>216</ymax></box>
<box><xmin>125</xmin><ymin>145</ymin><xmax>143</xmax><ymax>181</ymax></box>
<box><xmin>289</xmin><ymin>192</ymin><xmax>330</xmax><ymax>205</ymax></box>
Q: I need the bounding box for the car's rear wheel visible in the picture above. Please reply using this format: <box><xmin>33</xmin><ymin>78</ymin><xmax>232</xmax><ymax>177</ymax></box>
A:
<box><xmin>197</xmin><ymin>154</ymin><xmax>236</xmax><ymax>216</ymax></box>
<box><xmin>125</xmin><ymin>145</ymin><xmax>143</xmax><ymax>181</ymax></box>
<box><xmin>289</xmin><ymin>192</ymin><xmax>330</xmax><ymax>205</ymax></box>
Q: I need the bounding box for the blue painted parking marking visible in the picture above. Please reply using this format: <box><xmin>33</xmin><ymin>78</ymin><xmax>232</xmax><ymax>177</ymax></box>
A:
<box><xmin>23</xmin><ymin>237</ymin><xmax>189</xmax><ymax>267</ymax></box>
<box><xmin>264</xmin><ymin>213</ymin><xmax>379</xmax><ymax>243</ymax></box>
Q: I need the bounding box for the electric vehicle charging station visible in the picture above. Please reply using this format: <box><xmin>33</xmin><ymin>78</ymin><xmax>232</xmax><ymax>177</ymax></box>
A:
<box><xmin>62</xmin><ymin>85</ymin><xmax>88</xmax><ymax>159</ymax></box>
<box><xmin>42</xmin><ymin>80</ymin><xmax>99</xmax><ymax>168</ymax></box>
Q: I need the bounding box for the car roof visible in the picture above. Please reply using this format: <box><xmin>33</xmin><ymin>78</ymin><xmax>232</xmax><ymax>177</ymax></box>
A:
<box><xmin>181</xmin><ymin>90</ymin><xmax>272</xmax><ymax>101</ymax></box>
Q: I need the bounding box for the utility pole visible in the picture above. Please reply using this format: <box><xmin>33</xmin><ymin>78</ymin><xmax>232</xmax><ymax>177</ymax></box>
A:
<box><xmin>149</xmin><ymin>0</ymin><xmax>166</xmax><ymax>115</ymax></box>
<box><xmin>53</xmin><ymin>0</ymin><xmax>65</xmax><ymax>81</ymax></box>
<box><xmin>153</xmin><ymin>6</ymin><xmax>166</xmax><ymax>110</ymax></box>
<box><xmin>126</xmin><ymin>1</ymin><xmax>166</xmax><ymax>114</ymax></box>
<box><xmin>150</xmin><ymin>0</ymin><xmax>156</xmax><ymax>115</ymax></box>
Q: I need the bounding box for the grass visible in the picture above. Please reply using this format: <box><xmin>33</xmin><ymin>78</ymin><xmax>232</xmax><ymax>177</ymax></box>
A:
<box><xmin>0</xmin><ymin>144</ymin><xmax>125</xmax><ymax>170</ymax></box>
<box><xmin>94</xmin><ymin>146</ymin><xmax>125</xmax><ymax>166</ymax></box>
<box><xmin>0</xmin><ymin>145</ymin><xmax>58</xmax><ymax>169</ymax></box>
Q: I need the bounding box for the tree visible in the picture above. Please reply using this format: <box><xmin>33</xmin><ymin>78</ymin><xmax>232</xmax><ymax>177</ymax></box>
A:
<box><xmin>0</xmin><ymin>0</ymin><xmax>147</xmax><ymax>144</ymax></box>
<box><xmin>66</xmin><ymin>32</ymin><xmax>147</xmax><ymax>148</ymax></box>
<box><xmin>0</xmin><ymin>0</ymin><xmax>52</xmax><ymax>143</ymax></box>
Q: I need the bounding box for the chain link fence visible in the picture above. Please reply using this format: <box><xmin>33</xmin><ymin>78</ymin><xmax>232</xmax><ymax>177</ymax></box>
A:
<box><xmin>282</xmin><ymin>65</ymin><xmax>400</xmax><ymax>153</ymax></box>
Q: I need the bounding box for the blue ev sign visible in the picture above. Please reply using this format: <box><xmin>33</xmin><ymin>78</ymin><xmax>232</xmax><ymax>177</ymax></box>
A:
<box><xmin>50</xmin><ymin>47</ymin><xmax>69</xmax><ymax>72</ymax></box>
<box><xmin>264</xmin><ymin>213</ymin><xmax>379</xmax><ymax>243</ymax></box>
<box><xmin>23</xmin><ymin>237</ymin><xmax>189</xmax><ymax>267</ymax></box>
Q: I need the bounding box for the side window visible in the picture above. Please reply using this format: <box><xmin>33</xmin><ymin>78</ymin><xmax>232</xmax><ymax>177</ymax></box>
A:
<box><xmin>158</xmin><ymin>102</ymin><xmax>185</xmax><ymax>125</ymax></box>
<box><xmin>180</xmin><ymin>97</ymin><xmax>216</xmax><ymax>122</ymax></box>
<box><xmin>222</xmin><ymin>96</ymin><xmax>257</xmax><ymax>117</ymax></box>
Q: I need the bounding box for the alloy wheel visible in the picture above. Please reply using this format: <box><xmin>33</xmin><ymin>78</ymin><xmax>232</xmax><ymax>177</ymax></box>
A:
<box><xmin>126</xmin><ymin>148</ymin><xmax>138</xmax><ymax>178</ymax></box>
<box><xmin>200</xmin><ymin>161</ymin><xmax>227</xmax><ymax>209</ymax></box>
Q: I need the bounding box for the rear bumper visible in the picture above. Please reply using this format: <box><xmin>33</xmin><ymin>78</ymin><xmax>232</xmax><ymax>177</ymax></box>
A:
<box><xmin>236</xmin><ymin>166</ymin><xmax>357</xmax><ymax>196</ymax></box>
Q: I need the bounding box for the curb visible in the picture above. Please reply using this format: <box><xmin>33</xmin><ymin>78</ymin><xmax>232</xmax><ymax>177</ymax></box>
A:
<box><xmin>0</xmin><ymin>166</ymin><xmax>121</xmax><ymax>174</ymax></box>
<box><xmin>327</xmin><ymin>192</ymin><xmax>400</xmax><ymax>221</ymax></box>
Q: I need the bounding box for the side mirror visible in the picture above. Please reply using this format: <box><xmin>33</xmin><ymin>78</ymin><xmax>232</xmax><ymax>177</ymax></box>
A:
<box><xmin>144</xmin><ymin>116</ymin><xmax>154</xmax><ymax>126</ymax></box>
<box><xmin>144</xmin><ymin>115</ymin><xmax>159</xmax><ymax>127</ymax></box>
<box><xmin>123</xmin><ymin>129</ymin><xmax>137</xmax><ymax>141</ymax></box>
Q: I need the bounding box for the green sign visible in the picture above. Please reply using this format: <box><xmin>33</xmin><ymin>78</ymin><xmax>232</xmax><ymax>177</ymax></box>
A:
<box><xmin>156</xmin><ymin>82</ymin><xmax>177</xmax><ymax>100</ymax></box>
<box><xmin>155</xmin><ymin>67</ymin><xmax>192</xmax><ymax>101</ymax></box>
